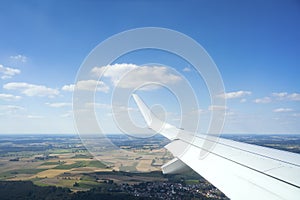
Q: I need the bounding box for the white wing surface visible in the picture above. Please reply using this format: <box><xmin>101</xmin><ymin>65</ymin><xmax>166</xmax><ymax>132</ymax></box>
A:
<box><xmin>132</xmin><ymin>94</ymin><xmax>300</xmax><ymax>200</ymax></box>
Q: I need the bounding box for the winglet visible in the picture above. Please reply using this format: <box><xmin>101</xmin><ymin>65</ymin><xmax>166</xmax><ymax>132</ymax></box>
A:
<box><xmin>132</xmin><ymin>94</ymin><xmax>180</xmax><ymax>140</ymax></box>
<box><xmin>132</xmin><ymin>94</ymin><xmax>152</xmax><ymax>127</ymax></box>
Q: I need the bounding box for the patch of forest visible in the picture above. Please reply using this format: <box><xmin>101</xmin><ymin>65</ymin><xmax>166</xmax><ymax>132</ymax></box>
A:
<box><xmin>0</xmin><ymin>181</ymin><xmax>150</xmax><ymax>200</ymax></box>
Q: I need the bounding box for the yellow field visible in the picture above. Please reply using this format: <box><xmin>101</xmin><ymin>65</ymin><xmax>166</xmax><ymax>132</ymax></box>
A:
<box><xmin>33</xmin><ymin>169</ymin><xmax>70</xmax><ymax>178</ymax></box>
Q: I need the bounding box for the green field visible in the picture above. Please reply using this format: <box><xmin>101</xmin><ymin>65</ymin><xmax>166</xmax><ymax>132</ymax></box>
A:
<box><xmin>0</xmin><ymin>169</ymin><xmax>46</xmax><ymax>179</ymax></box>
<box><xmin>41</xmin><ymin>161</ymin><xmax>65</xmax><ymax>165</ymax></box>
<box><xmin>54</xmin><ymin>160</ymin><xmax>106</xmax><ymax>169</ymax></box>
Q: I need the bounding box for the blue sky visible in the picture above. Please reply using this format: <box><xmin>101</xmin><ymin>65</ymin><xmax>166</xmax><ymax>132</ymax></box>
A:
<box><xmin>0</xmin><ymin>0</ymin><xmax>299</xmax><ymax>134</ymax></box>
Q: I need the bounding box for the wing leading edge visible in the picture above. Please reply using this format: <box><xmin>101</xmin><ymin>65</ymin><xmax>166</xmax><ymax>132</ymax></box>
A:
<box><xmin>132</xmin><ymin>94</ymin><xmax>300</xmax><ymax>200</ymax></box>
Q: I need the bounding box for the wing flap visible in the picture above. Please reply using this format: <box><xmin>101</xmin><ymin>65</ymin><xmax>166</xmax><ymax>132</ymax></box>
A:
<box><xmin>161</xmin><ymin>157</ymin><xmax>190</xmax><ymax>174</ymax></box>
<box><xmin>191</xmin><ymin>135</ymin><xmax>300</xmax><ymax>187</ymax></box>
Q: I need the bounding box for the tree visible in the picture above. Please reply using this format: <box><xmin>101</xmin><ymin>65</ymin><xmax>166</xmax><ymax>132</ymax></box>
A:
<box><xmin>73</xmin><ymin>182</ymin><xmax>79</xmax><ymax>187</ymax></box>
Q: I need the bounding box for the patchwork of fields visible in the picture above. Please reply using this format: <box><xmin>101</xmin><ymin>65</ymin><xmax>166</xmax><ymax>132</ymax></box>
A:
<box><xmin>0</xmin><ymin>134</ymin><xmax>172</xmax><ymax>190</ymax></box>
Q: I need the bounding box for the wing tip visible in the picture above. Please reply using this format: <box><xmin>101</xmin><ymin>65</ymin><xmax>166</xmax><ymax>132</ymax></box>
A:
<box><xmin>132</xmin><ymin>93</ymin><xmax>152</xmax><ymax>126</ymax></box>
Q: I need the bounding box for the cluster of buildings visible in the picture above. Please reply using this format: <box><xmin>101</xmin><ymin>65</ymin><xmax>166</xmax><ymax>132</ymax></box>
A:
<box><xmin>120</xmin><ymin>181</ymin><xmax>229</xmax><ymax>199</ymax></box>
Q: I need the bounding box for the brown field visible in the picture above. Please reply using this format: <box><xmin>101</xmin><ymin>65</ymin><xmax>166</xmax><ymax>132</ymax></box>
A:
<box><xmin>96</xmin><ymin>148</ymin><xmax>171</xmax><ymax>172</ymax></box>
<box><xmin>136</xmin><ymin>159</ymin><xmax>153</xmax><ymax>172</ymax></box>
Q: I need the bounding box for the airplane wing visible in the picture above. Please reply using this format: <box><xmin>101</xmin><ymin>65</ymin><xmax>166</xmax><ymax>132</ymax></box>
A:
<box><xmin>132</xmin><ymin>94</ymin><xmax>300</xmax><ymax>200</ymax></box>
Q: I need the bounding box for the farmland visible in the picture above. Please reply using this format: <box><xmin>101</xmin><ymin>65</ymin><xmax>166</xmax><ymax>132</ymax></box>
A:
<box><xmin>0</xmin><ymin>133</ymin><xmax>299</xmax><ymax>199</ymax></box>
<box><xmin>0</xmin><ymin>134</ymin><xmax>172</xmax><ymax>190</ymax></box>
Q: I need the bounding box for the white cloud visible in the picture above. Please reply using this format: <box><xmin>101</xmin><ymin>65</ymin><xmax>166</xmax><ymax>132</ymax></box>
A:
<box><xmin>0</xmin><ymin>105</ymin><xmax>24</xmax><ymax>110</ymax></box>
<box><xmin>91</xmin><ymin>63</ymin><xmax>182</xmax><ymax>90</ymax></box>
<box><xmin>91</xmin><ymin>63</ymin><xmax>136</xmax><ymax>78</ymax></box>
<box><xmin>85</xmin><ymin>102</ymin><xmax>111</xmax><ymax>109</ymax></box>
<box><xmin>292</xmin><ymin>113</ymin><xmax>300</xmax><ymax>117</ymax></box>
<box><xmin>114</xmin><ymin>105</ymin><xmax>137</xmax><ymax>112</ymax></box>
<box><xmin>183</xmin><ymin>67</ymin><xmax>191</xmax><ymax>72</ymax></box>
<box><xmin>273</xmin><ymin>108</ymin><xmax>293</xmax><ymax>113</ymax></box>
<box><xmin>0</xmin><ymin>93</ymin><xmax>21</xmax><ymax>101</ymax></box>
<box><xmin>10</xmin><ymin>55</ymin><xmax>27</xmax><ymax>63</ymax></box>
<box><xmin>62</xmin><ymin>81</ymin><xmax>109</xmax><ymax>92</ymax></box>
<box><xmin>0</xmin><ymin>64</ymin><xmax>20</xmax><ymax>79</ymax></box>
<box><xmin>187</xmin><ymin>109</ymin><xmax>205</xmax><ymax>115</ymax></box>
<box><xmin>287</xmin><ymin>93</ymin><xmax>300</xmax><ymax>101</ymax></box>
<box><xmin>62</xmin><ymin>84</ymin><xmax>75</xmax><ymax>92</ymax></box>
<box><xmin>3</xmin><ymin>82</ymin><xmax>59</xmax><ymax>97</ymax></box>
<box><xmin>252</xmin><ymin>92</ymin><xmax>300</xmax><ymax>105</ymax></box>
<box><xmin>46</xmin><ymin>102</ymin><xmax>71</xmax><ymax>108</ymax></box>
<box><xmin>85</xmin><ymin>102</ymin><xmax>137</xmax><ymax>113</ymax></box>
<box><xmin>272</xmin><ymin>92</ymin><xmax>300</xmax><ymax>101</ymax></box>
<box><xmin>208</xmin><ymin>105</ymin><xmax>228</xmax><ymax>111</ymax></box>
<box><xmin>240</xmin><ymin>98</ymin><xmax>247</xmax><ymax>103</ymax></box>
<box><xmin>27</xmin><ymin>115</ymin><xmax>44</xmax><ymax>119</ymax></box>
<box><xmin>75</xmin><ymin>80</ymin><xmax>109</xmax><ymax>92</ymax></box>
<box><xmin>225</xmin><ymin>111</ymin><xmax>235</xmax><ymax>116</ymax></box>
<box><xmin>60</xmin><ymin>112</ymin><xmax>72</xmax><ymax>118</ymax></box>
<box><xmin>222</xmin><ymin>90</ymin><xmax>252</xmax><ymax>99</ymax></box>
<box><xmin>272</xmin><ymin>92</ymin><xmax>287</xmax><ymax>98</ymax></box>
<box><xmin>0</xmin><ymin>105</ymin><xmax>25</xmax><ymax>114</ymax></box>
<box><xmin>253</xmin><ymin>97</ymin><xmax>271</xmax><ymax>104</ymax></box>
